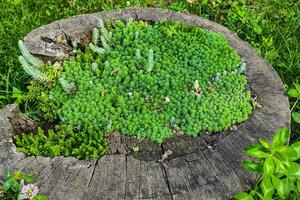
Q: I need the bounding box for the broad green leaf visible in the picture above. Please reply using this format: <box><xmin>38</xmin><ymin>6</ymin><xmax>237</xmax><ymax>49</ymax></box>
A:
<box><xmin>273</xmin><ymin>157</ymin><xmax>287</xmax><ymax>173</ymax></box>
<box><xmin>261</xmin><ymin>177</ymin><xmax>274</xmax><ymax>199</ymax></box>
<box><xmin>297</xmin><ymin>180</ymin><xmax>300</xmax><ymax>192</ymax></box>
<box><xmin>259</xmin><ymin>138</ymin><xmax>271</xmax><ymax>149</ymax></box>
<box><xmin>242</xmin><ymin>160</ymin><xmax>262</xmax><ymax>173</ymax></box>
<box><xmin>288</xmin><ymin>162</ymin><xmax>300</xmax><ymax>178</ymax></box>
<box><xmin>2</xmin><ymin>179</ymin><xmax>13</xmax><ymax>191</ymax></box>
<box><xmin>32</xmin><ymin>195</ymin><xmax>48</xmax><ymax>200</ymax></box>
<box><xmin>245</xmin><ymin>144</ymin><xmax>269</xmax><ymax>158</ymax></box>
<box><xmin>273</xmin><ymin>128</ymin><xmax>289</xmax><ymax>147</ymax></box>
<box><xmin>288</xmin><ymin>89</ymin><xmax>299</xmax><ymax>98</ymax></box>
<box><xmin>271</xmin><ymin>176</ymin><xmax>289</xmax><ymax>199</ymax></box>
<box><xmin>292</xmin><ymin>112</ymin><xmax>300</xmax><ymax>124</ymax></box>
<box><xmin>294</xmin><ymin>83</ymin><xmax>300</xmax><ymax>92</ymax></box>
<box><xmin>291</xmin><ymin>141</ymin><xmax>300</xmax><ymax>158</ymax></box>
<box><xmin>234</xmin><ymin>192</ymin><xmax>254</xmax><ymax>200</ymax></box>
<box><xmin>263</xmin><ymin>157</ymin><xmax>274</xmax><ymax>176</ymax></box>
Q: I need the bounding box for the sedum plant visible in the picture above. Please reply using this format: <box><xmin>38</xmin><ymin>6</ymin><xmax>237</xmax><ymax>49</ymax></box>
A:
<box><xmin>234</xmin><ymin>128</ymin><xmax>300</xmax><ymax>200</ymax></box>
<box><xmin>16</xmin><ymin>19</ymin><xmax>255</xmax><ymax>159</ymax></box>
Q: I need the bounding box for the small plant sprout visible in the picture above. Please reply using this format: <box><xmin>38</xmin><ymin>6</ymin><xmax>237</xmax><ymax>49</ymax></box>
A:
<box><xmin>92</xmin><ymin>27</ymin><xmax>99</xmax><ymax>45</ymax></box>
<box><xmin>59</xmin><ymin>77</ymin><xmax>76</xmax><ymax>94</ymax></box>
<box><xmin>98</xmin><ymin>19</ymin><xmax>112</xmax><ymax>43</ymax></box>
<box><xmin>193</xmin><ymin>80</ymin><xmax>201</xmax><ymax>96</ymax></box>
<box><xmin>251</xmin><ymin>96</ymin><xmax>263</xmax><ymax>108</ymax></box>
<box><xmin>135</xmin><ymin>49</ymin><xmax>142</xmax><ymax>60</ymax></box>
<box><xmin>92</xmin><ymin>62</ymin><xmax>98</xmax><ymax>71</ymax></box>
<box><xmin>106</xmin><ymin>120</ymin><xmax>112</xmax><ymax>130</ymax></box>
<box><xmin>235</xmin><ymin>62</ymin><xmax>247</xmax><ymax>74</ymax></box>
<box><xmin>135</xmin><ymin>31</ymin><xmax>139</xmax><ymax>40</ymax></box>
<box><xmin>164</xmin><ymin>96</ymin><xmax>170</xmax><ymax>103</ymax></box>
<box><xmin>147</xmin><ymin>49</ymin><xmax>154</xmax><ymax>73</ymax></box>
<box><xmin>100</xmin><ymin>35</ymin><xmax>111</xmax><ymax>50</ymax></box>
<box><xmin>159</xmin><ymin>150</ymin><xmax>173</xmax><ymax>162</ymax></box>
<box><xmin>89</xmin><ymin>43</ymin><xmax>105</xmax><ymax>54</ymax></box>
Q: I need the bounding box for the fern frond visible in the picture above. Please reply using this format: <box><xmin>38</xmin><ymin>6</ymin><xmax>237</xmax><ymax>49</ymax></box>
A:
<box><xmin>18</xmin><ymin>40</ymin><xmax>42</xmax><ymax>68</ymax></box>
<box><xmin>59</xmin><ymin>77</ymin><xmax>76</xmax><ymax>94</ymax></box>
<box><xmin>147</xmin><ymin>49</ymin><xmax>154</xmax><ymax>73</ymax></box>
<box><xmin>89</xmin><ymin>43</ymin><xmax>105</xmax><ymax>54</ymax></box>
<box><xmin>18</xmin><ymin>56</ymin><xmax>49</xmax><ymax>82</ymax></box>
<box><xmin>92</xmin><ymin>28</ymin><xmax>99</xmax><ymax>45</ymax></box>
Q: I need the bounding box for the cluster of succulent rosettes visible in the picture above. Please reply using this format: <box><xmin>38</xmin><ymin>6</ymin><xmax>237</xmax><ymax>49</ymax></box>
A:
<box><xmin>53</xmin><ymin>19</ymin><xmax>252</xmax><ymax>140</ymax></box>
<box><xmin>17</xmin><ymin>19</ymin><xmax>254</xmax><ymax>158</ymax></box>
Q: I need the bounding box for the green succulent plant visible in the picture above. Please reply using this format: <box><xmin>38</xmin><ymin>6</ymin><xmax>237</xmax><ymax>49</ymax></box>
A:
<box><xmin>16</xmin><ymin>19</ymin><xmax>255</xmax><ymax>159</ymax></box>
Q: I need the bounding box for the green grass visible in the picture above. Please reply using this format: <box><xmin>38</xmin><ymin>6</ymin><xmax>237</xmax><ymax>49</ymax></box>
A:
<box><xmin>1</xmin><ymin>0</ymin><xmax>298</xmax><ymax>140</ymax></box>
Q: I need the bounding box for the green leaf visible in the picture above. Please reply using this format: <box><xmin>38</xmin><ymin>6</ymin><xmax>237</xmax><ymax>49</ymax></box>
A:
<box><xmin>242</xmin><ymin>160</ymin><xmax>262</xmax><ymax>173</ymax></box>
<box><xmin>234</xmin><ymin>192</ymin><xmax>254</xmax><ymax>200</ymax></box>
<box><xmin>271</xmin><ymin>176</ymin><xmax>289</xmax><ymax>199</ymax></box>
<box><xmin>260</xmin><ymin>177</ymin><xmax>274</xmax><ymax>199</ymax></box>
<box><xmin>273</xmin><ymin>128</ymin><xmax>290</xmax><ymax>147</ymax></box>
<box><xmin>288</xmin><ymin>162</ymin><xmax>300</xmax><ymax>178</ymax></box>
<box><xmin>292</xmin><ymin>112</ymin><xmax>300</xmax><ymax>124</ymax></box>
<box><xmin>245</xmin><ymin>144</ymin><xmax>269</xmax><ymax>158</ymax></box>
<box><xmin>278</xmin><ymin>146</ymin><xmax>299</xmax><ymax>161</ymax></box>
<box><xmin>297</xmin><ymin>180</ymin><xmax>300</xmax><ymax>192</ymax></box>
<box><xmin>273</xmin><ymin>157</ymin><xmax>287</xmax><ymax>173</ymax></box>
<box><xmin>291</xmin><ymin>141</ymin><xmax>300</xmax><ymax>159</ymax></box>
<box><xmin>288</xmin><ymin>89</ymin><xmax>299</xmax><ymax>98</ymax></box>
<box><xmin>294</xmin><ymin>83</ymin><xmax>300</xmax><ymax>93</ymax></box>
<box><xmin>32</xmin><ymin>195</ymin><xmax>48</xmax><ymax>200</ymax></box>
<box><xmin>259</xmin><ymin>138</ymin><xmax>271</xmax><ymax>149</ymax></box>
<box><xmin>2</xmin><ymin>179</ymin><xmax>13</xmax><ymax>191</ymax></box>
<box><xmin>263</xmin><ymin>157</ymin><xmax>275</xmax><ymax>176</ymax></box>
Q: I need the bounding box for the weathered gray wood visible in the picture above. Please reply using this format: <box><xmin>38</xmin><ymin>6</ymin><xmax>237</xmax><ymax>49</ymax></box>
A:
<box><xmin>0</xmin><ymin>8</ymin><xmax>290</xmax><ymax>200</ymax></box>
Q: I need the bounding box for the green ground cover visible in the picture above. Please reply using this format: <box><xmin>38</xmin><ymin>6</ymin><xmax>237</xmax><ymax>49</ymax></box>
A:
<box><xmin>15</xmin><ymin>19</ymin><xmax>254</xmax><ymax>159</ymax></box>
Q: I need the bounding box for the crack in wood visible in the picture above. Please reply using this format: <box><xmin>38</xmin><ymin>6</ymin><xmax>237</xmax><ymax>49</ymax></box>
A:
<box><xmin>159</xmin><ymin>162</ymin><xmax>174</xmax><ymax>200</ymax></box>
<box><xmin>86</xmin><ymin>158</ymin><xmax>98</xmax><ymax>188</ymax></box>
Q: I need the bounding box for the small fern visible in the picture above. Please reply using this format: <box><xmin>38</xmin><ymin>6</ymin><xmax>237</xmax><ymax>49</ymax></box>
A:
<box><xmin>147</xmin><ymin>49</ymin><xmax>154</xmax><ymax>73</ymax></box>
<box><xmin>18</xmin><ymin>40</ymin><xmax>42</xmax><ymax>68</ymax></box>
<box><xmin>18</xmin><ymin>56</ymin><xmax>49</xmax><ymax>82</ymax></box>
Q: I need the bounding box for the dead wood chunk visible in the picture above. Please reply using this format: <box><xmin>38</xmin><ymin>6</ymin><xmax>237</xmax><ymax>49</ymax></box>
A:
<box><xmin>106</xmin><ymin>132</ymin><xmax>127</xmax><ymax>154</ymax></box>
<box><xmin>7</xmin><ymin>105</ymin><xmax>36</xmax><ymax>135</ymax></box>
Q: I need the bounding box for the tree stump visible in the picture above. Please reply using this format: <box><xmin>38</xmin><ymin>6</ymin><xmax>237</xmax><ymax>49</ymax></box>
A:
<box><xmin>0</xmin><ymin>8</ymin><xmax>290</xmax><ymax>200</ymax></box>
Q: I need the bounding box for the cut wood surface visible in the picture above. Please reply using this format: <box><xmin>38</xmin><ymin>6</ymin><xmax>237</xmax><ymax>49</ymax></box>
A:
<box><xmin>0</xmin><ymin>8</ymin><xmax>290</xmax><ymax>200</ymax></box>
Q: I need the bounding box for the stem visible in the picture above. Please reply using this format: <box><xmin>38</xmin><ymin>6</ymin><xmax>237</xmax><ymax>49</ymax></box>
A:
<box><xmin>290</xmin><ymin>97</ymin><xmax>299</xmax><ymax>112</ymax></box>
